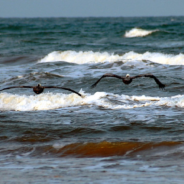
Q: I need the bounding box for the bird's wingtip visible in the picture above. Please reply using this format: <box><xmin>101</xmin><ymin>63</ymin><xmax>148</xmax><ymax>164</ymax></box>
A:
<box><xmin>91</xmin><ymin>84</ymin><xmax>96</xmax><ymax>88</ymax></box>
<box><xmin>159</xmin><ymin>84</ymin><xmax>166</xmax><ymax>90</ymax></box>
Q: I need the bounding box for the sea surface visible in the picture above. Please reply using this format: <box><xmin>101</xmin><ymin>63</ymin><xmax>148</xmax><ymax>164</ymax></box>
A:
<box><xmin>0</xmin><ymin>17</ymin><xmax>184</xmax><ymax>183</ymax></box>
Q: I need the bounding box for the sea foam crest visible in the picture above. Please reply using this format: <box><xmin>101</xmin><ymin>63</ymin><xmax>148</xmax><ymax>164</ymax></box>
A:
<box><xmin>124</xmin><ymin>28</ymin><xmax>158</xmax><ymax>38</ymax></box>
<box><xmin>83</xmin><ymin>93</ymin><xmax>184</xmax><ymax>109</ymax></box>
<box><xmin>123</xmin><ymin>51</ymin><xmax>184</xmax><ymax>65</ymax></box>
<box><xmin>0</xmin><ymin>92</ymin><xmax>82</xmax><ymax>111</ymax></box>
<box><xmin>38</xmin><ymin>50</ymin><xmax>124</xmax><ymax>64</ymax></box>
<box><xmin>38</xmin><ymin>50</ymin><xmax>184</xmax><ymax>65</ymax></box>
<box><xmin>1</xmin><ymin>92</ymin><xmax>184</xmax><ymax>111</ymax></box>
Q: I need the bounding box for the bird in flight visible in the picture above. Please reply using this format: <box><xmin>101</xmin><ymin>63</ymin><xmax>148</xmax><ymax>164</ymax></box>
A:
<box><xmin>91</xmin><ymin>73</ymin><xmax>165</xmax><ymax>89</ymax></box>
<box><xmin>0</xmin><ymin>84</ymin><xmax>82</xmax><ymax>97</ymax></box>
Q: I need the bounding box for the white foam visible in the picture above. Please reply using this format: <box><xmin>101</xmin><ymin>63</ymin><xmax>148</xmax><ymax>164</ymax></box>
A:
<box><xmin>83</xmin><ymin>93</ymin><xmax>184</xmax><ymax>110</ymax></box>
<box><xmin>1</xmin><ymin>90</ymin><xmax>184</xmax><ymax>111</ymax></box>
<box><xmin>38</xmin><ymin>50</ymin><xmax>124</xmax><ymax>64</ymax></box>
<box><xmin>0</xmin><ymin>92</ymin><xmax>82</xmax><ymax>111</ymax></box>
<box><xmin>154</xmin><ymin>95</ymin><xmax>184</xmax><ymax>108</ymax></box>
<box><xmin>124</xmin><ymin>28</ymin><xmax>158</xmax><ymax>38</ymax></box>
<box><xmin>38</xmin><ymin>50</ymin><xmax>184</xmax><ymax>66</ymax></box>
<box><xmin>127</xmin><ymin>94</ymin><xmax>184</xmax><ymax>109</ymax></box>
<box><xmin>123</xmin><ymin>51</ymin><xmax>184</xmax><ymax>65</ymax></box>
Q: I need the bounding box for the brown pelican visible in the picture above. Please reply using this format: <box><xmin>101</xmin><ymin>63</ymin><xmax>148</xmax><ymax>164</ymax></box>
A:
<box><xmin>91</xmin><ymin>73</ymin><xmax>165</xmax><ymax>89</ymax></box>
<box><xmin>0</xmin><ymin>84</ymin><xmax>82</xmax><ymax>97</ymax></box>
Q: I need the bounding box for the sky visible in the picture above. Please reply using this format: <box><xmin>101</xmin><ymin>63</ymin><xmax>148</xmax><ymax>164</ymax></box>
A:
<box><xmin>0</xmin><ymin>0</ymin><xmax>184</xmax><ymax>18</ymax></box>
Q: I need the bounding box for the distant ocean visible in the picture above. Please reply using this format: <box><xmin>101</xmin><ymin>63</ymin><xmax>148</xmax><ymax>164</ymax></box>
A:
<box><xmin>1</xmin><ymin>17</ymin><xmax>184</xmax><ymax>183</ymax></box>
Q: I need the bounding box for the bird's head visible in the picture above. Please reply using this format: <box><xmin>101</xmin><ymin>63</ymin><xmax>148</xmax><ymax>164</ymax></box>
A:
<box><xmin>126</xmin><ymin>74</ymin><xmax>130</xmax><ymax>78</ymax></box>
<box><xmin>37</xmin><ymin>84</ymin><xmax>41</xmax><ymax>87</ymax></box>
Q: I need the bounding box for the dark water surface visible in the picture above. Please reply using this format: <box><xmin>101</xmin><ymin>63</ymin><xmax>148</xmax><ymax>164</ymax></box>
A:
<box><xmin>1</xmin><ymin>17</ymin><xmax>184</xmax><ymax>183</ymax></box>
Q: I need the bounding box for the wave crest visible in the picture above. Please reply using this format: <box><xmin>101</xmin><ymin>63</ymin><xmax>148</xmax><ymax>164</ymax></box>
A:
<box><xmin>0</xmin><ymin>92</ymin><xmax>82</xmax><ymax>111</ymax></box>
<box><xmin>38</xmin><ymin>50</ymin><xmax>184</xmax><ymax>65</ymax></box>
<box><xmin>51</xmin><ymin>141</ymin><xmax>182</xmax><ymax>157</ymax></box>
<box><xmin>1</xmin><ymin>91</ymin><xmax>184</xmax><ymax>111</ymax></box>
<box><xmin>38</xmin><ymin>50</ymin><xmax>122</xmax><ymax>64</ymax></box>
<box><xmin>124</xmin><ymin>28</ymin><xmax>158</xmax><ymax>38</ymax></box>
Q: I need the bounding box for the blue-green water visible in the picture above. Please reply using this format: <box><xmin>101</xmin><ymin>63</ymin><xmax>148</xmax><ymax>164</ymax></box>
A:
<box><xmin>1</xmin><ymin>17</ymin><xmax>184</xmax><ymax>183</ymax></box>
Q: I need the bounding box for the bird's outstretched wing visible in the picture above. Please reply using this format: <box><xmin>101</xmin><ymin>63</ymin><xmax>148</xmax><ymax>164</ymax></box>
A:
<box><xmin>43</xmin><ymin>86</ymin><xmax>82</xmax><ymax>97</ymax></box>
<box><xmin>91</xmin><ymin>73</ymin><xmax>122</xmax><ymax>88</ymax></box>
<box><xmin>0</xmin><ymin>86</ymin><xmax>33</xmax><ymax>92</ymax></box>
<box><xmin>130</xmin><ymin>74</ymin><xmax>165</xmax><ymax>89</ymax></box>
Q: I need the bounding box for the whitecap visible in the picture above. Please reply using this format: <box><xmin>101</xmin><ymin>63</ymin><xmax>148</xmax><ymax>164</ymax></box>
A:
<box><xmin>38</xmin><ymin>50</ymin><xmax>124</xmax><ymax>64</ymax></box>
<box><xmin>38</xmin><ymin>50</ymin><xmax>184</xmax><ymax>66</ymax></box>
<box><xmin>0</xmin><ymin>92</ymin><xmax>82</xmax><ymax>111</ymax></box>
<box><xmin>124</xmin><ymin>28</ymin><xmax>158</xmax><ymax>38</ymax></box>
<box><xmin>1</xmin><ymin>91</ymin><xmax>184</xmax><ymax>111</ymax></box>
<box><xmin>122</xmin><ymin>51</ymin><xmax>184</xmax><ymax>65</ymax></box>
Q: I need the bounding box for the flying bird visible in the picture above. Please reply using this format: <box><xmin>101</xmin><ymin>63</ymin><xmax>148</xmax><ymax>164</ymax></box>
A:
<box><xmin>91</xmin><ymin>73</ymin><xmax>165</xmax><ymax>89</ymax></box>
<box><xmin>0</xmin><ymin>84</ymin><xmax>82</xmax><ymax>97</ymax></box>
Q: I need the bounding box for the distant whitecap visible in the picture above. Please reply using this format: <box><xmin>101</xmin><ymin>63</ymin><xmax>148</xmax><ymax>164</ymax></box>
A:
<box><xmin>124</xmin><ymin>28</ymin><xmax>158</xmax><ymax>38</ymax></box>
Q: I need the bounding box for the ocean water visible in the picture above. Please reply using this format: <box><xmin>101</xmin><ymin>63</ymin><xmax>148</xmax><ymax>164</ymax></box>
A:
<box><xmin>1</xmin><ymin>17</ymin><xmax>184</xmax><ymax>183</ymax></box>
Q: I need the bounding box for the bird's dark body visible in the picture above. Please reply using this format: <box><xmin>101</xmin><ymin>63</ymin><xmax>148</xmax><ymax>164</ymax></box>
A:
<box><xmin>33</xmin><ymin>86</ymin><xmax>44</xmax><ymax>94</ymax></box>
<box><xmin>122</xmin><ymin>78</ymin><xmax>132</xmax><ymax>85</ymax></box>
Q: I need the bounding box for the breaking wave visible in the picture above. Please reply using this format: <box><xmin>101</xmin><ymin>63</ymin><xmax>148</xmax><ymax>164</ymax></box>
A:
<box><xmin>0</xmin><ymin>92</ymin><xmax>82</xmax><ymax>111</ymax></box>
<box><xmin>124</xmin><ymin>28</ymin><xmax>158</xmax><ymax>38</ymax></box>
<box><xmin>38</xmin><ymin>50</ymin><xmax>184</xmax><ymax>65</ymax></box>
<box><xmin>1</xmin><ymin>91</ymin><xmax>184</xmax><ymax>111</ymax></box>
